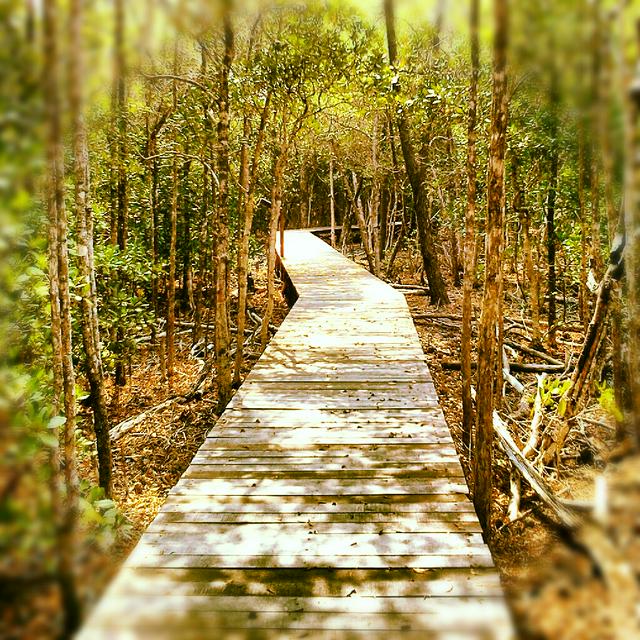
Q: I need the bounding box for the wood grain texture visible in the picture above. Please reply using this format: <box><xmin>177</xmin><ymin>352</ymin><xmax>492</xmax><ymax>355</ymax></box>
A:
<box><xmin>78</xmin><ymin>230</ymin><xmax>513</xmax><ymax>639</ymax></box>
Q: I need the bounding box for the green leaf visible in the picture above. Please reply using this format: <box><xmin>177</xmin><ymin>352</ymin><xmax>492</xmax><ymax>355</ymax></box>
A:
<box><xmin>557</xmin><ymin>396</ymin><xmax>567</xmax><ymax>418</ymax></box>
<box><xmin>48</xmin><ymin>415</ymin><xmax>66</xmax><ymax>429</ymax></box>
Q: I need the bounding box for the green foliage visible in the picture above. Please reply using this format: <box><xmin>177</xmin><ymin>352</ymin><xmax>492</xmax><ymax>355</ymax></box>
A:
<box><xmin>79</xmin><ymin>483</ymin><xmax>133</xmax><ymax>547</ymax></box>
<box><xmin>92</xmin><ymin>241</ymin><xmax>154</xmax><ymax>370</ymax></box>
<box><xmin>537</xmin><ymin>376</ymin><xmax>572</xmax><ymax>416</ymax></box>
<box><xmin>597</xmin><ymin>382</ymin><xmax>623</xmax><ymax>423</ymax></box>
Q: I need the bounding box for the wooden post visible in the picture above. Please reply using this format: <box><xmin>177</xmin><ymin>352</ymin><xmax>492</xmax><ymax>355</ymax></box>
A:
<box><xmin>280</xmin><ymin>207</ymin><xmax>285</xmax><ymax>258</ymax></box>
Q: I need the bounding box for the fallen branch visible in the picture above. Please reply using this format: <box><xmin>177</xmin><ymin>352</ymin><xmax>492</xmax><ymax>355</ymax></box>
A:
<box><xmin>523</xmin><ymin>373</ymin><xmax>546</xmax><ymax>459</ymax></box>
<box><xmin>502</xmin><ymin>346</ymin><xmax>525</xmax><ymax>394</ymax></box>
<box><xmin>413</xmin><ymin>312</ymin><xmax>470</xmax><ymax>321</ymax></box>
<box><xmin>110</xmin><ymin>397</ymin><xmax>180</xmax><ymax>442</ymax></box>
<box><xmin>398</xmin><ymin>289</ymin><xmax>428</xmax><ymax>296</ymax></box>
<box><xmin>110</xmin><ymin>359</ymin><xmax>214</xmax><ymax>442</ymax></box>
<box><xmin>504</xmin><ymin>340</ymin><xmax>563</xmax><ymax>366</ymax></box>
<box><xmin>393</xmin><ymin>283</ymin><xmax>430</xmax><ymax>292</ymax></box>
<box><xmin>442</xmin><ymin>360</ymin><xmax>564</xmax><ymax>374</ymax></box>
<box><xmin>492</xmin><ymin>410</ymin><xmax>580</xmax><ymax>528</ymax></box>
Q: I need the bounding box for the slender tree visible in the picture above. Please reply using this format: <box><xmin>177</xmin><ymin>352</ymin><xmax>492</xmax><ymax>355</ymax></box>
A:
<box><xmin>461</xmin><ymin>0</ymin><xmax>480</xmax><ymax>452</ymax></box>
<box><xmin>627</xmin><ymin>19</ymin><xmax>640</xmax><ymax>447</ymax></box>
<box><xmin>113</xmin><ymin>0</ymin><xmax>128</xmax><ymax>387</ymax></box>
<box><xmin>474</xmin><ymin>0</ymin><xmax>509</xmax><ymax>530</ymax></box>
<box><xmin>329</xmin><ymin>154</ymin><xmax>336</xmax><ymax>248</ymax></box>
<box><xmin>261</xmin><ymin>110</ymin><xmax>289</xmax><ymax>347</ymax></box>
<box><xmin>214</xmin><ymin>0</ymin><xmax>234</xmax><ymax>408</ymax></box>
<box><xmin>43</xmin><ymin>0</ymin><xmax>81</xmax><ymax>631</ymax></box>
<box><xmin>234</xmin><ymin>91</ymin><xmax>271</xmax><ymax>384</ymax></box>
<box><xmin>546</xmin><ymin>28</ymin><xmax>559</xmax><ymax>349</ymax></box>
<box><xmin>167</xmin><ymin>45</ymin><xmax>179</xmax><ymax>383</ymax></box>
<box><xmin>68</xmin><ymin>0</ymin><xmax>112</xmax><ymax>496</ymax></box>
<box><xmin>383</xmin><ymin>0</ymin><xmax>449</xmax><ymax>305</ymax></box>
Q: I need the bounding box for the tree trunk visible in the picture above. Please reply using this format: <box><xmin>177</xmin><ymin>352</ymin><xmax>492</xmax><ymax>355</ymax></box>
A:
<box><xmin>474</xmin><ymin>0</ymin><xmax>509</xmax><ymax>531</ymax></box>
<box><xmin>167</xmin><ymin>47</ymin><xmax>179</xmax><ymax>385</ymax></box>
<box><xmin>68</xmin><ymin>0</ymin><xmax>112</xmax><ymax>497</ymax></box>
<box><xmin>590</xmin><ymin>0</ymin><xmax>604</xmax><ymax>278</ymax></box>
<box><xmin>43</xmin><ymin>0</ymin><xmax>81</xmax><ymax>632</ymax></box>
<box><xmin>599</xmin><ymin>21</ymin><xmax>626</xmax><ymax>435</ymax></box>
<box><xmin>234</xmin><ymin>91</ymin><xmax>271</xmax><ymax>384</ymax></box>
<box><xmin>370</xmin><ymin>115</ymin><xmax>382</xmax><ymax>273</ymax></box>
<box><xmin>262</xmin><ymin>119</ymin><xmax>288</xmax><ymax>348</ymax></box>
<box><xmin>546</xmin><ymin>35</ymin><xmax>559</xmax><ymax>349</ymax></box>
<box><xmin>384</xmin><ymin>0</ymin><xmax>449</xmax><ymax>305</ymax></box>
<box><xmin>578</xmin><ymin>126</ymin><xmax>590</xmax><ymax>329</ymax></box>
<box><xmin>214</xmin><ymin>0</ymin><xmax>234</xmax><ymax>410</ymax></box>
<box><xmin>625</xmin><ymin>21</ymin><xmax>640</xmax><ymax>447</ymax></box>
<box><xmin>113</xmin><ymin>0</ymin><xmax>127</xmax><ymax>387</ymax></box>
<box><xmin>461</xmin><ymin>0</ymin><xmax>479</xmax><ymax>453</ymax></box>
<box><xmin>347</xmin><ymin>172</ymin><xmax>377</xmax><ymax>273</ymax></box>
<box><xmin>329</xmin><ymin>155</ymin><xmax>336</xmax><ymax>248</ymax></box>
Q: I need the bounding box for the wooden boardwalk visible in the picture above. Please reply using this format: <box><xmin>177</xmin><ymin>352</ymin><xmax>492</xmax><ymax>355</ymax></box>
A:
<box><xmin>78</xmin><ymin>230</ymin><xmax>513</xmax><ymax>639</ymax></box>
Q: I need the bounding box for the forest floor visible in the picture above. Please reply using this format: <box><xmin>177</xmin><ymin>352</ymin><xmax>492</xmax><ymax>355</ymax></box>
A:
<box><xmin>383</xmin><ymin>245</ymin><xmax>640</xmax><ymax>640</ymax></box>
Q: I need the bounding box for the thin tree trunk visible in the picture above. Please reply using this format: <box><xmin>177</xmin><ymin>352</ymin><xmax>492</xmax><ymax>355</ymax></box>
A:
<box><xmin>167</xmin><ymin>46</ymin><xmax>179</xmax><ymax>384</ymax></box>
<box><xmin>262</xmin><ymin>119</ymin><xmax>288</xmax><ymax>348</ymax></box>
<box><xmin>371</xmin><ymin>114</ymin><xmax>382</xmax><ymax>273</ymax></box>
<box><xmin>600</xmin><ymin>21</ymin><xmax>626</xmax><ymax>434</ymax></box>
<box><xmin>340</xmin><ymin>200</ymin><xmax>353</xmax><ymax>254</ymax></box>
<box><xmin>68</xmin><ymin>0</ymin><xmax>112</xmax><ymax>497</ymax></box>
<box><xmin>474</xmin><ymin>0</ymin><xmax>509</xmax><ymax>531</ymax></box>
<box><xmin>347</xmin><ymin>172</ymin><xmax>377</xmax><ymax>273</ymax></box>
<box><xmin>563</xmin><ymin>263</ymin><xmax>620</xmax><ymax>420</ymax></box>
<box><xmin>461</xmin><ymin>0</ymin><xmax>479</xmax><ymax>453</ymax></box>
<box><xmin>114</xmin><ymin>0</ymin><xmax>127</xmax><ymax>387</ymax></box>
<box><xmin>329</xmin><ymin>155</ymin><xmax>336</xmax><ymax>248</ymax></box>
<box><xmin>215</xmin><ymin>2</ymin><xmax>234</xmax><ymax>409</ymax></box>
<box><xmin>384</xmin><ymin>0</ymin><xmax>449</xmax><ymax>305</ymax></box>
<box><xmin>578</xmin><ymin>127</ymin><xmax>590</xmax><ymax>329</ymax></box>
<box><xmin>590</xmin><ymin>0</ymin><xmax>604</xmax><ymax>278</ymax></box>
<box><xmin>234</xmin><ymin>91</ymin><xmax>271</xmax><ymax>384</ymax></box>
<box><xmin>43</xmin><ymin>0</ymin><xmax>81</xmax><ymax>632</ymax></box>
<box><xmin>626</xmin><ymin>20</ymin><xmax>640</xmax><ymax>447</ymax></box>
<box><xmin>546</xmin><ymin>34</ymin><xmax>559</xmax><ymax>349</ymax></box>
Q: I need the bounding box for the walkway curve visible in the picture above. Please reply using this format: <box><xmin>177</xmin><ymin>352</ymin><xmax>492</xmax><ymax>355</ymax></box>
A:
<box><xmin>78</xmin><ymin>230</ymin><xmax>513</xmax><ymax>639</ymax></box>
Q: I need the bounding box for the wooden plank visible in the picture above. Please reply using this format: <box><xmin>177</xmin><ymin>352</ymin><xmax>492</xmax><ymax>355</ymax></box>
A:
<box><xmin>203</xmin><ymin>431</ymin><xmax>453</xmax><ymax>445</ymax></box>
<box><xmin>108</xmin><ymin>566</ymin><xmax>504</xmax><ymax>598</ymax></box>
<box><xmin>189</xmin><ymin>454</ymin><xmax>462</xmax><ymax>467</ymax></box>
<box><xmin>182</xmin><ymin>468</ymin><xmax>464</xmax><ymax>480</ymax></box>
<box><xmin>228</xmin><ymin>393</ymin><xmax>439</xmax><ymax>410</ymax></box>
<box><xmin>151</xmin><ymin>512</ymin><xmax>483</xmax><ymax>531</ymax></box>
<box><xmin>185</xmin><ymin>461</ymin><xmax>462</xmax><ymax>474</ymax></box>
<box><xmin>217</xmin><ymin>407</ymin><xmax>445</xmax><ymax>422</ymax></box>
<box><xmin>169</xmin><ymin>478</ymin><xmax>469</xmax><ymax>496</ymax></box>
<box><xmin>89</xmin><ymin>594</ymin><xmax>504</xmax><ymax>628</ymax></box>
<box><xmin>78</xmin><ymin>627</ymin><xmax>504</xmax><ymax>640</ymax></box>
<box><xmin>160</xmin><ymin>494</ymin><xmax>477</xmax><ymax>514</ymax></box>
<box><xmin>147</xmin><ymin>520</ymin><xmax>481</xmax><ymax>534</ymax></box>
<box><xmin>189</xmin><ymin>444</ymin><xmax>460</xmax><ymax>460</ymax></box>
<box><xmin>237</xmin><ymin>381</ymin><xmax>434</xmax><ymax>391</ymax></box>
<box><xmin>126</xmin><ymin>550</ymin><xmax>495</xmax><ymax>570</ymax></box>
<box><xmin>136</xmin><ymin>530</ymin><xmax>487</xmax><ymax>557</ymax></box>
